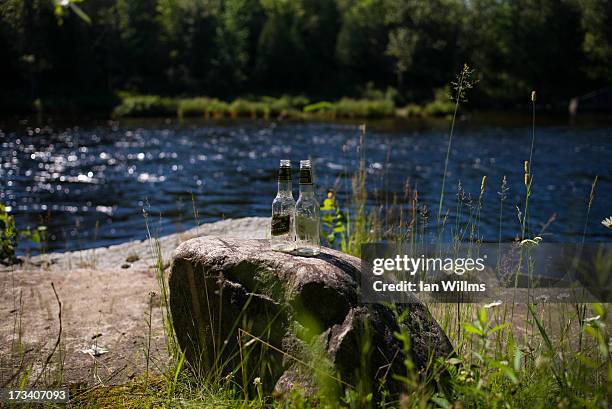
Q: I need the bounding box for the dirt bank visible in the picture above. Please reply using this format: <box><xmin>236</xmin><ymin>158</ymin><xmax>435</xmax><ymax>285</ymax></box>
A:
<box><xmin>0</xmin><ymin>217</ymin><xmax>268</xmax><ymax>388</ymax></box>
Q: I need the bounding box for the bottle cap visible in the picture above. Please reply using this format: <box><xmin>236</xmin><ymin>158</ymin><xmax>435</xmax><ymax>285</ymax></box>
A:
<box><xmin>278</xmin><ymin>159</ymin><xmax>291</xmax><ymax>181</ymax></box>
<box><xmin>299</xmin><ymin>160</ymin><xmax>313</xmax><ymax>184</ymax></box>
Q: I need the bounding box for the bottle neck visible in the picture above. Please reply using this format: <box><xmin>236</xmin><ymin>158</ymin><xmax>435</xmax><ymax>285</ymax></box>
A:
<box><xmin>299</xmin><ymin>183</ymin><xmax>314</xmax><ymax>196</ymax></box>
<box><xmin>277</xmin><ymin>180</ymin><xmax>292</xmax><ymax>194</ymax></box>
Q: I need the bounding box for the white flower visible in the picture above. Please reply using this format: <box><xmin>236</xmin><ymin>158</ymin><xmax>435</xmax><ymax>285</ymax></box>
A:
<box><xmin>484</xmin><ymin>300</ymin><xmax>502</xmax><ymax>309</ymax></box>
<box><xmin>253</xmin><ymin>377</ymin><xmax>261</xmax><ymax>386</ymax></box>
<box><xmin>81</xmin><ymin>344</ymin><xmax>108</xmax><ymax>357</ymax></box>
<box><xmin>584</xmin><ymin>315</ymin><xmax>601</xmax><ymax>323</ymax></box>
<box><xmin>602</xmin><ymin>217</ymin><xmax>612</xmax><ymax>228</ymax></box>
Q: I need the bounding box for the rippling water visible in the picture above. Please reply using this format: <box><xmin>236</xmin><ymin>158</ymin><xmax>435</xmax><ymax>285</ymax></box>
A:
<box><xmin>1</xmin><ymin>120</ymin><xmax>610</xmax><ymax>253</ymax></box>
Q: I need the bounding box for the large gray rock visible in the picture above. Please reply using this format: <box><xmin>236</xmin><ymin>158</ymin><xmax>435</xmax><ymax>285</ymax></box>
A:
<box><xmin>169</xmin><ymin>237</ymin><xmax>452</xmax><ymax>397</ymax></box>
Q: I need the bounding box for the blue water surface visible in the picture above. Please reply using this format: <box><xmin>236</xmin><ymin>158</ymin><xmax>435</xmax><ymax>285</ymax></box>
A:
<box><xmin>1</xmin><ymin>120</ymin><xmax>610</xmax><ymax>253</ymax></box>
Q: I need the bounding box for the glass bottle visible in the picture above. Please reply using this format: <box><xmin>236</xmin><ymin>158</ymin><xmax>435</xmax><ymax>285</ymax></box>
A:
<box><xmin>271</xmin><ymin>159</ymin><xmax>296</xmax><ymax>252</ymax></box>
<box><xmin>295</xmin><ymin>160</ymin><xmax>320</xmax><ymax>256</ymax></box>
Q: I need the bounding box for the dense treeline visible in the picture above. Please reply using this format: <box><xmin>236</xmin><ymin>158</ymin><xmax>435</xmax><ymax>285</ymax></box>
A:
<box><xmin>1</xmin><ymin>0</ymin><xmax>611</xmax><ymax>113</ymax></box>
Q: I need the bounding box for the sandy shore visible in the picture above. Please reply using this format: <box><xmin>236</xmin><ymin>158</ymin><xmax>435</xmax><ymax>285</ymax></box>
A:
<box><xmin>0</xmin><ymin>217</ymin><xmax>268</xmax><ymax>387</ymax></box>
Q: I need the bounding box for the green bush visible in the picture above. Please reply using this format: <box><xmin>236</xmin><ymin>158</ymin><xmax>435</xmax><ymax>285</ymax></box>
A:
<box><xmin>113</xmin><ymin>94</ymin><xmax>178</xmax><ymax>118</ymax></box>
<box><xmin>361</xmin><ymin>82</ymin><xmax>399</xmax><ymax>103</ymax></box>
<box><xmin>178</xmin><ymin>98</ymin><xmax>229</xmax><ymax>118</ymax></box>
<box><xmin>423</xmin><ymin>86</ymin><xmax>455</xmax><ymax>117</ymax></box>
<box><xmin>262</xmin><ymin>95</ymin><xmax>308</xmax><ymax>116</ymax></box>
<box><xmin>331</xmin><ymin>98</ymin><xmax>395</xmax><ymax>118</ymax></box>
<box><xmin>177</xmin><ymin>97</ymin><xmax>209</xmax><ymax>118</ymax></box>
<box><xmin>398</xmin><ymin>103</ymin><xmax>424</xmax><ymax>117</ymax></box>
<box><xmin>229</xmin><ymin>98</ymin><xmax>258</xmax><ymax>118</ymax></box>
<box><xmin>304</xmin><ymin>99</ymin><xmax>395</xmax><ymax>118</ymax></box>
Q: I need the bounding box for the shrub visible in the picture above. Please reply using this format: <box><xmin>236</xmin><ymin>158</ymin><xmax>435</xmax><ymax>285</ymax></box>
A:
<box><xmin>229</xmin><ymin>98</ymin><xmax>258</xmax><ymax>118</ymax></box>
<box><xmin>262</xmin><ymin>95</ymin><xmax>308</xmax><ymax>116</ymax></box>
<box><xmin>178</xmin><ymin>98</ymin><xmax>229</xmax><ymax>119</ymax></box>
<box><xmin>424</xmin><ymin>86</ymin><xmax>455</xmax><ymax>117</ymax></box>
<box><xmin>113</xmin><ymin>94</ymin><xmax>178</xmax><ymax>118</ymax></box>
<box><xmin>331</xmin><ymin>98</ymin><xmax>395</xmax><ymax>118</ymax></box>
<box><xmin>398</xmin><ymin>103</ymin><xmax>424</xmax><ymax>117</ymax></box>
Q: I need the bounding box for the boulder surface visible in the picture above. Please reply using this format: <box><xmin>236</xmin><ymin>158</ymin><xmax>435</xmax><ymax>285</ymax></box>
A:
<box><xmin>169</xmin><ymin>237</ymin><xmax>453</xmax><ymax>396</ymax></box>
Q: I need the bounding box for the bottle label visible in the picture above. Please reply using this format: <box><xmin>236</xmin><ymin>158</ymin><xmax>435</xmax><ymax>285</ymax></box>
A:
<box><xmin>299</xmin><ymin>169</ymin><xmax>312</xmax><ymax>184</ymax></box>
<box><xmin>271</xmin><ymin>214</ymin><xmax>291</xmax><ymax>236</ymax></box>
<box><xmin>278</xmin><ymin>167</ymin><xmax>291</xmax><ymax>181</ymax></box>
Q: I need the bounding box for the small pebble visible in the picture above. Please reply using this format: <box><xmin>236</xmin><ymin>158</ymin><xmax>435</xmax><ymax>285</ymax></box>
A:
<box><xmin>121</xmin><ymin>263</ymin><xmax>130</xmax><ymax>269</ymax></box>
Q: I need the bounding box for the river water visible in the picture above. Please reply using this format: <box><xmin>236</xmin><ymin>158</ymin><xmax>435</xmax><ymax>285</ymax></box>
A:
<box><xmin>1</xmin><ymin>119</ymin><xmax>610</xmax><ymax>253</ymax></box>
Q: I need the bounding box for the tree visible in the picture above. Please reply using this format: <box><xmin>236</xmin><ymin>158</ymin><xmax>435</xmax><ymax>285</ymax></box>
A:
<box><xmin>384</xmin><ymin>0</ymin><xmax>466</xmax><ymax>99</ymax></box>
<box><xmin>578</xmin><ymin>0</ymin><xmax>612</xmax><ymax>82</ymax></box>
<box><xmin>335</xmin><ymin>0</ymin><xmax>391</xmax><ymax>91</ymax></box>
<box><xmin>209</xmin><ymin>0</ymin><xmax>264</xmax><ymax>94</ymax></box>
<box><xmin>255</xmin><ymin>0</ymin><xmax>304</xmax><ymax>92</ymax></box>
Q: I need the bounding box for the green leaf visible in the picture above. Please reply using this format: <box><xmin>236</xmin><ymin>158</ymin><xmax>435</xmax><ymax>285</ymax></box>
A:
<box><xmin>513</xmin><ymin>345</ymin><xmax>522</xmax><ymax>372</ymax></box>
<box><xmin>431</xmin><ymin>395</ymin><xmax>451</xmax><ymax>409</ymax></box>
<box><xmin>527</xmin><ymin>304</ymin><xmax>553</xmax><ymax>354</ymax></box>
<box><xmin>592</xmin><ymin>303</ymin><xmax>605</xmax><ymax>318</ymax></box>
<box><xmin>489</xmin><ymin>323</ymin><xmax>510</xmax><ymax>334</ymax></box>
<box><xmin>576</xmin><ymin>353</ymin><xmax>598</xmax><ymax>369</ymax></box>
<box><xmin>464</xmin><ymin>323</ymin><xmax>483</xmax><ymax>336</ymax></box>
<box><xmin>478</xmin><ymin>306</ymin><xmax>487</xmax><ymax>325</ymax></box>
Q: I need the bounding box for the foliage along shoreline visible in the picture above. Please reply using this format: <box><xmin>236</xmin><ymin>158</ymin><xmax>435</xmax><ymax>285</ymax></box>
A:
<box><xmin>111</xmin><ymin>91</ymin><xmax>459</xmax><ymax>120</ymax></box>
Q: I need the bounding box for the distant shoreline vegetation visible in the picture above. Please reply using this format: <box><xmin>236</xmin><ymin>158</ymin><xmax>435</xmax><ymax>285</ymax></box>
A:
<box><xmin>112</xmin><ymin>90</ymin><xmax>455</xmax><ymax>120</ymax></box>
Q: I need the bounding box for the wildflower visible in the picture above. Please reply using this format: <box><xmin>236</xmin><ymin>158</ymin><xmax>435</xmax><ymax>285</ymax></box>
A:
<box><xmin>524</xmin><ymin>160</ymin><xmax>530</xmax><ymax>186</ymax></box>
<box><xmin>484</xmin><ymin>300</ymin><xmax>502</xmax><ymax>309</ymax></box>
<box><xmin>602</xmin><ymin>217</ymin><xmax>612</xmax><ymax>228</ymax></box>
<box><xmin>531</xmin><ymin>91</ymin><xmax>536</xmax><ymax>102</ymax></box>
<box><xmin>451</xmin><ymin>64</ymin><xmax>478</xmax><ymax>103</ymax></box>
<box><xmin>81</xmin><ymin>344</ymin><xmax>108</xmax><ymax>357</ymax></box>
<box><xmin>253</xmin><ymin>377</ymin><xmax>261</xmax><ymax>386</ymax></box>
<box><xmin>498</xmin><ymin>176</ymin><xmax>509</xmax><ymax>201</ymax></box>
<box><xmin>519</xmin><ymin>236</ymin><xmax>542</xmax><ymax>248</ymax></box>
<box><xmin>584</xmin><ymin>315</ymin><xmax>601</xmax><ymax>323</ymax></box>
